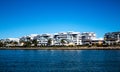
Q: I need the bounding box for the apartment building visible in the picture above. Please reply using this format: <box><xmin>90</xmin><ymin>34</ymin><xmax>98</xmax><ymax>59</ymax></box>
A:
<box><xmin>36</xmin><ymin>34</ymin><xmax>53</xmax><ymax>46</ymax></box>
<box><xmin>53</xmin><ymin>31</ymin><xmax>82</xmax><ymax>45</ymax></box>
<box><xmin>104</xmin><ymin>31</ymin><xmax>120</xmax><ymax>45</ymax></box>
<box><xmin>19</xmin><ymin>31</ymin><xmax>97</xmax><ymax>46</ymax></box>
<box><xmin>81</xmin><ymin>32</ymin><xmax>96</xmax><ymax>45</ymax></box>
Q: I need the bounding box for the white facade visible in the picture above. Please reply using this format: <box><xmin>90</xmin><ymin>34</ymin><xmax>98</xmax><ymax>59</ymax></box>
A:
<box><xmin>19</xmin><ymin>34</ymin><xmax>38</xmax><ymax>42</ymax></box>
<box><xmin>36</xmin><ymin>34</ymin><xmax>53</xmax><ymax>46</ymax></box>
<box><xmin>104</xmin><ymin>31</ymin><xmax>120</xmax><ymax>45</ymax></box>
<box><xmin>81</xmin><ymin>32</ymin><xmax>96</xmax><ymax>45</ymax></box>
<box><xmin>18</xmin><ymin>31</ymin><xmax>97</xmax><ymax>46</ymax></box>
<box><xmin>8</xmin><ymin>38</ymin><xmax>19</xmax><ymax>42</ymax></box>
<box><xmin>81</xmin><ymin>32</ymin><xmax>96</xmax><ymax>40</ymax></box>
<box><xmin>53</xmin><ymin>31</ymin><xmax>82</xmax><ymax>45</ymax></box>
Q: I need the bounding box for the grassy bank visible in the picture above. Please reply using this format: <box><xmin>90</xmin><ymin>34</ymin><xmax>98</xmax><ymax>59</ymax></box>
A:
<box><xmin>0</xmin><ymin>47</ymin><xmax>120</xmax><ymax>50</ymax></box>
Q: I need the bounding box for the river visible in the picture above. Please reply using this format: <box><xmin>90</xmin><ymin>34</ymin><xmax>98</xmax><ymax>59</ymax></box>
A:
<box><xmin>0</xmin><ymin>50</ymin><xmax>120</xmax><ymax>72</ymax></box>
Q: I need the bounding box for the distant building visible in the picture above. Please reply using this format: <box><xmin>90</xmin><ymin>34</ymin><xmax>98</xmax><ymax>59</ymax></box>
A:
<box><xmin>91</xmin><ymin>38</ymin><xmax>104</xmax><ymax>46</ymax></box>
<box><xmin>36</xmin><ymin>34</ymin><xmax>53</xmax><ymax>46</ymax></box>
<box><xmin>19</xmin><ymin>36</ymin><xmax>31</xmax><ymax>42</ymax></box>
<box><xmin>81</xmin><ymin>32</ymin><xmax>96</xmax><ymax>45</ymax></box>
<box><xmin>53</xmin><ymin>31</ymin><xmax>82</xmax><ymax>46</ymax></box>
<box><xmin>19</xmin><ymin>34</ymin><xmax>38</xmax><ymax>46</ymax></box>
<box><xmin>2</xmin><ymin>31</ymin><xmax>120</xmax><ymax>47</ymax></box>
<box><xmin>18</xmin><ymin>31</ymin><xmax>97</xmax><ymax>46</ymax></box>
<box><xmin>8</xmin><ymin>38</ymin><xmax>19</xmax><ymax>42</ymax></box>
<box><xmin>0</xmin><ymin>38</ymin><xmax>20</xmax><ymax>46</ymax></box>
<box><xmin>104</xmin><ymin>31</ymin><xmax>120</xmax><ymax>45</ymax></box>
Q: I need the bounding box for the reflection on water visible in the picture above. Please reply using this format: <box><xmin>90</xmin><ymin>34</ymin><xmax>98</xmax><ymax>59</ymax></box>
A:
<box><xmin>0</xmin><ymin>50</ymin><xmax>120</xmax><ymax>72</ymax></box>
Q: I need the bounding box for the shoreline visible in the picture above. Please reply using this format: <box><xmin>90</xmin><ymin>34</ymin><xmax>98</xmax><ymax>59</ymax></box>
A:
<box><xmin>0</xmin><ymin>47</ymin><xmax>120</xmax><ymax>50</ymax></box>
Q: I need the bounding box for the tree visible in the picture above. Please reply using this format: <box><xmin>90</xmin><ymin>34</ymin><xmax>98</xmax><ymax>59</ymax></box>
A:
<box><xmin>13</xmin><ymin>41</ymin><xmax>18</xmax><ymax>45</ymax></box>
<box><xmin>13</xmin><ymin>41</ymin><xmax>18</xmax><ymax>46</ymax></box>
<box><xmin>61</xmin><ymin>39</ymin><xmax>67</xmax><ymax>45</ymax></box>
<box><xmin>47</xmin><ymin>38</ymin><xmax>52</xmax><ymax>46</ymax></box>
<box><xmin>32</xmin><ymin>39</ymin><xmax>38</xmax><ymax>46</ymax></box>
<box><xmin>0</xmin><ymin>41</ymin><xmax>4</xmax><ymax>47</ymax></box>
<box><xmin>23</xmin><ymin>41</ymin><xmax>32</xmax><ymax>47</ymax></box>
<box><xmin>8</xmin><ymin>41</ymin><xmax>18</xmax><ymax>46</ymax></box>
<box><xmin>20</xmin><ymin>36</ymin><xmax>32</xmax><ymax>47</ymax></box>
<box><xmin>26</xmin><ymin>36</ymin><xmax>31</xmax><ymax>42</ymax></box>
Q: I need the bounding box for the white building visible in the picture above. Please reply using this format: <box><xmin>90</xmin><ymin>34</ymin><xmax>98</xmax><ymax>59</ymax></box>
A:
<box><xmin>18</xmin><ymin>31</ymin><xmax>97</xmax><ymax>46</ymax></box>
<box><xmin>8</xmin><ymin>38</ymin><xmax>19</xmax><ymax>42</ymax></box>
<box><xmin>53</xmin><ymin>31</ymin><xmax>82</xmax><ymax>45</ymax></box>
<box><xmin>36</xmin><ymin>34</ymin><xmax>53</xmax><ymax>46</ymax></box>
<box><xmin>104</xmin><ymin>31</ymin><xmax>120</xmax><ymax>45</ymax></box>
<box><xmin>19</xmin><ymin>34</ymin><xmax>38</xmax><ymax>46</ymax></box>
<box><xmin>1</xmin><ymin>38</ymin><xmax>20</xmax><ymax>46</ymax></box>
<box><xmin>19</xmin><ymin>34</ymin><xmax>38</xmax><ymax>42</ymax></box>
<box><xmin>81</xmin><ymin>32</ymin><xmax>96</xmax><ymax>45</ymax></box>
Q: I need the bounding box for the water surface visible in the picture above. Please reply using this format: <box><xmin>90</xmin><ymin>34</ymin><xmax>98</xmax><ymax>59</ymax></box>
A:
<box><xmin>0</xmin><ymin>50</ymin><xmax>120</xmax><ymax>72</ymax></box>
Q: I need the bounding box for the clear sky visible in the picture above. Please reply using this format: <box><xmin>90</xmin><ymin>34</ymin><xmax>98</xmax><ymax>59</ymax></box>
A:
<box><xmin>0</xmin><ymin>0</ymin><xmax>120</xmax><ymax>39</ymax></box>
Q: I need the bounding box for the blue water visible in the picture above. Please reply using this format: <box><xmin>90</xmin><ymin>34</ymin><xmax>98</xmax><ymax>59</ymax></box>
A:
<box><xmin>0</xmin><ymin>50</ymin><xmax>120</xmax><ymax>72</ymax></box>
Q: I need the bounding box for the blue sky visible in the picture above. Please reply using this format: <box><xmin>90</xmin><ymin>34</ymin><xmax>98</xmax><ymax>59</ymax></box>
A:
<box><xmin>0</xmin><ymin>0</ymin><xmax>120</xmax><ymax>38</ymax></box>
